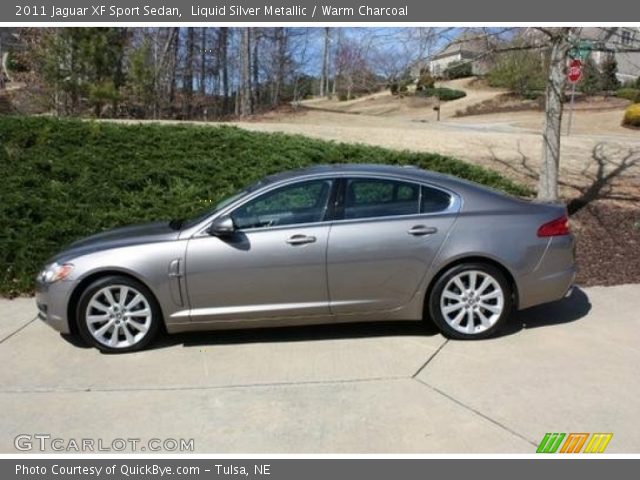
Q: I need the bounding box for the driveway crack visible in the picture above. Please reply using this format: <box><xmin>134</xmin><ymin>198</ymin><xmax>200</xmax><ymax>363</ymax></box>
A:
<box><xmin>414</xmin><ymin>377</ymin><xmax>537</xmax><ymax>447</ymax></box>
<box><xmin>0</xmin><ymin>317</ymin><xmax>37</xmax><ymax>345</ymax></box>
<box><xmin>411</xmin><ymin>339</ymin><xmax>449</xmax><ymax>378</ymax></box>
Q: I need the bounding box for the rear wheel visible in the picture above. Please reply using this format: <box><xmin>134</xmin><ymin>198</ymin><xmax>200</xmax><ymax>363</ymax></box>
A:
<box><xmin>428</xmin><ymin>263</ymin><xmax>512</xmax><ymax>339</ymax></box>
<box><xmin>77</xmin><ymin>275</ymin><xmax>161</xmax><ymax>352</ymax></box>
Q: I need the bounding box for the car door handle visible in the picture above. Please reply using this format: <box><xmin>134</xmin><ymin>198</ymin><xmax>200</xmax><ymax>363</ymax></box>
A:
<box><xmin>407</xmin><ymin>225</ymin><xmax>438</xmax><ymax>236</ymax></box>
<box><xmin>286</xmin><ymin>234</ymin><xmax>317</xmax><ymax>245</ymax></box>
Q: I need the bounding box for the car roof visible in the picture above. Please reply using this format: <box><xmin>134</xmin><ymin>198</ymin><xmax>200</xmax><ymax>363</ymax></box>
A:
<box><xmin>264</xmin><ymin>163</ymin><xmax>456</xmax><ymax>185</ymax></box>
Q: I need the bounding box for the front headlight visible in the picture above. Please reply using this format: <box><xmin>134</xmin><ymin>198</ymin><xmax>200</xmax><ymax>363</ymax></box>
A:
<box><xmin>39</xmin><ymin>263</ymin><xmax>74</xmax><ymax>284</ymax></box>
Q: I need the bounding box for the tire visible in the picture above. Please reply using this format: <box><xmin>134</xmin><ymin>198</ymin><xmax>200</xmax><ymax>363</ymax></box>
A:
<box><xmin>76</xmin><ymin>275</ymin><xmax>161</xmax><ymax>353</ymax></box>
<box><xmin>428</xmin><ymin>262</ymin><xmax>512</xmax><ymax>340</ymax></box>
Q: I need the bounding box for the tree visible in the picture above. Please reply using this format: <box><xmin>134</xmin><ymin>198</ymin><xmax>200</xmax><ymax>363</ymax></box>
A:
<box><xmin>239</xmin><ymin>28</ymin><xmax>252</xmax><ymax>116</ymax></box>
<box><xmin>600</xmin><ymin>54</ymin><xmax>620</xmax><ymax>92</ymax></box>
<box><xmin>183</xmin><ymin>27</ymin><xmax>195</xmax><ymax>118</ymax></box>
<box><xmin>219</xmin><ymin>28</ymin><xmax>230</xmax><ymax>115</ymax></box>
<box><xmin>487</xmin><ymin>48</ymin><xmax>546</xmax><ymax>96</ymax></box>
<box><xmin>320</xmin><ymin>27</ymin><xmax>330</xmax><ymax>97</ymax></box>
<box><xmin>537</xmin><ymin>28</ymin><xmax>573</xmax><ymax>202</ymax></box>
<box><xmin>579</xmin><ymin>57</ymin><xmax>602</xmax><ymax>95</ymax></box>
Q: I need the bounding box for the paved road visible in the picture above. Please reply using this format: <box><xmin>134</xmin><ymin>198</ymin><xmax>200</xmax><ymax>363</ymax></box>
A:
<box><xmin>1</xmin><ymin>284</ymin><xmax>638</xmax><ymax>453</ymax></box>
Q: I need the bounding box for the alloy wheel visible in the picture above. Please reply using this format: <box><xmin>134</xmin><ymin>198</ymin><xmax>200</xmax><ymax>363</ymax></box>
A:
<box><xmin>85</xmin><ymin>285</ymin><xmax>152</xmax><ymax>349</ymax></box>
<box><xmin>439</xmin><ymin>270</ymin><xmax>505</xmax><ymax>335</ymax></box>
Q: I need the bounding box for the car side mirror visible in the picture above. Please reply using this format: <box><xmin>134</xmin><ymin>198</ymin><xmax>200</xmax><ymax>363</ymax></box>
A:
<box><xmin>208</xmin><ymin>215</ymin><xmax>235</xmax><ymax>237</ymax></box>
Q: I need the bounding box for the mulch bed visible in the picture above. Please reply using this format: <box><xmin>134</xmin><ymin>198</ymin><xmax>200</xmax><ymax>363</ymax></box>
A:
<box><xmin>570</xmin><ymin>201</ymin><xmax>640</xmax><ymax>286</ymax></box>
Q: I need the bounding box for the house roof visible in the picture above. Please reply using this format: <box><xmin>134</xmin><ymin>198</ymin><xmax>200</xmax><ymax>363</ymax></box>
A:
<box><xmin>431</xmin><ymin>31</ymin><xmax>492</xmax><ymax>60</ymax></box>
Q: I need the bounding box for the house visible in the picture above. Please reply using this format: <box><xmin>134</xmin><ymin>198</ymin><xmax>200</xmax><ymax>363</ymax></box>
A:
<box><xmin>419</xmin><ymin>31</ymin><xmax>494</xmax><ymax>78</ymax></box>
<box><xmin>518</xmin><ymin>27</ymin><xmax>640</xmax><ymax>83</ymax></box>
<box><xmin>579</xmin><ymin>27</ymin><xmax>640</xmax><ymax>83</ymax></box>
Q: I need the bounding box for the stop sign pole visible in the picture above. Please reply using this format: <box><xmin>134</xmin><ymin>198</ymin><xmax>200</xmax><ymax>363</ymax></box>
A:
<box><xmin>566</xmin><ymin>59</ymin><xmax>583</xmax><ymax>136</ymax></box>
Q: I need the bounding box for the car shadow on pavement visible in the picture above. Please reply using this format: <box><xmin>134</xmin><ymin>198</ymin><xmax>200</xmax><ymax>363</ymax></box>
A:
<box><xmin>149</xmin><ymin>287</ymin><xmax>590</xmax><ymax>349</ymax></box>
<box><xmin>57</xmin><ymin>317</ymin><xmax>442</xmax><ymax>352</ymax></box>
<box><xmin>498</xmin><ymin>286</ymin><xmax>591</xmax><ymax>337</ymax></box>
<box><xmin>153</xmin><ymin>320</ymin><xmax>441</xmax><ymax>350</ymax></box>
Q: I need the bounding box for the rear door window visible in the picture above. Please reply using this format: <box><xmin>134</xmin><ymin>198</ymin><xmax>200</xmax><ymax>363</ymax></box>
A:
<box><xmin>344</xmin><ymin>178</ymin><xmax>420</xmax><ymax>220</ymax></box>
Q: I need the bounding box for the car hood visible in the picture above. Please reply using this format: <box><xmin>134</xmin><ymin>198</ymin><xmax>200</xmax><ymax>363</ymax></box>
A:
<box><xmin>50</xmin><ymin>221</ymin><xmax>180</xmax><ymax>264</ymax></box>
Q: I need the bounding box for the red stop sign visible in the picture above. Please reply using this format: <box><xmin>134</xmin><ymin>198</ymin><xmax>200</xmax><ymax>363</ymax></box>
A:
<box><xmin>567</xmin><ymin>59</ymin><xmax>583</xmax><ymax>84</ymax></box>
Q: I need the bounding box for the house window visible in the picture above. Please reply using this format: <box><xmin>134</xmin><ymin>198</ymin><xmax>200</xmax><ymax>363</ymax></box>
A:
<box><xmin>621</xmin><ymin>30</ymin><xmax>633</xmax><ymax>45</ymax></box>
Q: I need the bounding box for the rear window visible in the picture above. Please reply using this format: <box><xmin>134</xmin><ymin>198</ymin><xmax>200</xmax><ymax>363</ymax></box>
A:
<box><xmin>421</xmin><ymin>185</ymin><xmax>452</xmax><ymax>213</ymax></box>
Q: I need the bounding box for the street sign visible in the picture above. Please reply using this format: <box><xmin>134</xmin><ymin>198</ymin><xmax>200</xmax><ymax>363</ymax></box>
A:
<box><xmin>569</xmin><ymin>40</ymin><xmax>592</xmax><ymax>61</ymax></box>
<box><xmin>567</xmin><ymin>59</ymin><xmax>583</xmax><ymax>84</ymax></box>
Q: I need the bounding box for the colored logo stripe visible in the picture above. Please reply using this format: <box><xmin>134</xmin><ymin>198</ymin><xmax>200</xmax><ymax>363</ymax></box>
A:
<box><xmin>537</xmin><ymin>433</ymin><xmax>613</xmax><ymax>453</ymax></box>
<box><xmin>584</xmin><ymin>433</ymin><xmax>613</xmax><ymax>453</ymax></box>
<box><xmin>560</xmin><ymin>433</ymin><xmax>589</xmax><ymax>453</ymax></box>
<box><xmin>536</xmin><ymin>433</ymin><xmax>565</xmax><ymax>453</ymax></box>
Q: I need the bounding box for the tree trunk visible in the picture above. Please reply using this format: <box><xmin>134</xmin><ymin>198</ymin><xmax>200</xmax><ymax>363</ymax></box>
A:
<box><xmin>219</xmin><ymin>28</ymin><xmax>229</xmax><ymax>115</ymax></box>
<box><xmin>272</xmin><ymin>27</ymin><xmax>287</xmax><ymax>108</ymax></box>
<box><xmin>240</xmin><ymin>28</ymin><xmax>252</xmax><ymax>116</ymax></box>
<box><xmin>320</xmin><ymin>27</ymin><xmax>330</xmax><ymax>97</ymax></box>
<box><xmin>199</xmin><ymin>27</ymin><xmax>207</xmax><ymax>96</ymax></box>
<box><xmin>0</xmin><ymin>34</ymin><xmax>5</xmax><ymax>90</ymax></box>
<box><xmin>252</xmin><ymin>30</ymin><xmax>260</xmax><ymax>110</ymax></box>
<box><xmin>168</xmin><ymin>27</ymin><xmax>180</xmax><ymax>110</ymax></box>
<box><xmin>183</xmin><ymin>27</ymin><xmax>195</xmax><ymax>119</ymax></box>
<box><xmin>537</xmin><ymin>29</ymin><xmax>572</xmax><ymax>202</ymax></box>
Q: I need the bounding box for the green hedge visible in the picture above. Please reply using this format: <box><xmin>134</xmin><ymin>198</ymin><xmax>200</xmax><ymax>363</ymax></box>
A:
<box><xmin>615</xmin><ymin>88</ymin><xmax>640</xmax><ymax>102</ymax></box>
<box><xmin>415</xmin><ymin>87</ymin><xmax>467</xmax><ymax>101</ymax></box>
<box><xmin>0</xmin><ymin>117</ymin><xmax>531</xmax><ymax>296</ymax></box>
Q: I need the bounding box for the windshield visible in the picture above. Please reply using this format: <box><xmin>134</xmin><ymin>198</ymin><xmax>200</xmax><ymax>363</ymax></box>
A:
<box><xmin>178</xmin><ymin>180</ymin><xmax>264</xmax><ymax>230</ymax></box>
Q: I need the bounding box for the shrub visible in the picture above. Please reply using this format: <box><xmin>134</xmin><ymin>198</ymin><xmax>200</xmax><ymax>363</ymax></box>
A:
<box><xmin>416</xmin><ymin>72</ymin><xmax>436</xmax><ymax>91</ymax></box>
<box><xmin>0</xmin><ymin>117</ymin><xmax>531</xmax><ymax>296</ymax></box>
<box><xmin>416</xmin><ymin>87</ymin><xmax>467</xmax><ymax>101</ymax></box>
<box><xmin>444</xmin><ymin>61</ymin><xmax>473</xmax><ymax>80</ymax></box>
<box><xmin>615</xmin><ymin>88</ymin><xmax>640</xmax><ymax>102</ymax></box>
<box><xmin>622</xmin><ymin>103</ymin><xmax>640</xmax><ymax>127</ymax></box>
<box><xmin>488</xmin><ymin>50</ymin><xmax>546</xmax><ymax>97</ymax></box>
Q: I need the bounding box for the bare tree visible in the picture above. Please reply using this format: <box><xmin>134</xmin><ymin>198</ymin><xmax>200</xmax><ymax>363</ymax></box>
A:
<box><xmin>536</xmin><ymin>28</ymin><xmax>574</xmax><ymax>201</ymax></box>
<box><xmin>182</xmin><ymin>27</ymin><xmax>195</xmax><ymax>118</ymax></box>
<box><xmin>199</xmin><ymin>27</ymin><xmax>207</xmax><ymax>97</ymax></box>
<box><xmin>239</xmin><ymin>28</ymin><xmax>252</xmax><ymax>116</ymax></box>
<box><xmin>320</xmin><ymin>27</ymin><xmax>330</xmax><ymax>97</ymax></box>
<box><xmin>219</xmin><ymin>28</ymin><xmax>230</xmax><ymax>115</ymax></box>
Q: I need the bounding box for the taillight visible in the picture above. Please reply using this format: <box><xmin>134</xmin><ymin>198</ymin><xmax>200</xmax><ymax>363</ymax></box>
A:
<box><xmin>537</xmin><ymin>215</ymin><xmax>570</xmax><ymax>237</ymax></box>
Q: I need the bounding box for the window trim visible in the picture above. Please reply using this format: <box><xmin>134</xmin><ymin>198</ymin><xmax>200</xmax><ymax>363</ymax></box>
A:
<box><xmin>193</xmin><ymin>178</ymin><xmax>338</xmax><ymax>235</ymax></box>
<box><xmin>191</xmin><ymin>173</ymin><xmax>461</xmax><ymax>237</ymax></box>
<box><xmin>230</xmin><ymin>178</ymin><xmax>335</xmax><ymax>231</ymax></box>
<box><xmin>334</xmin><ymin>175</ymin><xmax>459</xmax><ymax>223</ymax></box>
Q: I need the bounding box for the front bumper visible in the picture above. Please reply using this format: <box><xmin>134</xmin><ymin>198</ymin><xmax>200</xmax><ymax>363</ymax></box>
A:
<box><xmin>35</xmin><ymin>278</ymin><xmax>73</xmax><ymax>334</ymax></box>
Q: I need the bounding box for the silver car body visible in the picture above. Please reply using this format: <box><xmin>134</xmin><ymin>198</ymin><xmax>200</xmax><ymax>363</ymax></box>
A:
<box><xmin>36</xmin><ymin>164</ymin><xmax>576</xmax><ymax>335</ymax></box>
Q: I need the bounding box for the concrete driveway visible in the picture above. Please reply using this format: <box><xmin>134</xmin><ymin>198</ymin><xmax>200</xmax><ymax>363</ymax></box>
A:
<box><xmin>1</xmin><ymin>284</ymin><xmax>638</xmax><ymax>453</ymax></box>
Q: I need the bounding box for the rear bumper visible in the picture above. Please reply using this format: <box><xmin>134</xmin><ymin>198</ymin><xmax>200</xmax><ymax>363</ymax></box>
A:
<box><xmin>35</xmin><ymin>279</ymin><xmax>72</xmax><ymax>334</ymax></box>
<box><xmin>517</xmin><ymin>235</ymin><xmax>576</xmax><ymax>310</ymax></box>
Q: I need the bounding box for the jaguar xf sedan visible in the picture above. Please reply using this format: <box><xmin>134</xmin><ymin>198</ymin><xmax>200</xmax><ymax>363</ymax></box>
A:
<box><xmin>36</xmin><ymin>164</ymin><xmax>575</xmax><ymax>352</ymax></box>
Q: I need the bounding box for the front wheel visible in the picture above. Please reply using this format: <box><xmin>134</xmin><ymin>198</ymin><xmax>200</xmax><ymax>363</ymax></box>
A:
<box><xmin>77</xmin><ymin>275</ymin><xmax>161</xmax><ymax>353</ymax></box>
<box><xmin>428</xmin><ymin>263</ymin><xmax>512</xmax><ymax>340</ymax></box>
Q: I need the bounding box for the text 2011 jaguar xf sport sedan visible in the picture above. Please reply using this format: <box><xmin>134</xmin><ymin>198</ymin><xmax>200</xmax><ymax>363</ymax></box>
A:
<box><xmin>36</xmin><ymin>164</ymin><xmax>575</xmax><ymax>352</ymax></box>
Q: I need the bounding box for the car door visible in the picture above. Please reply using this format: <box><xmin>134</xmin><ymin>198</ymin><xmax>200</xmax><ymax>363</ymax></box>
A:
<box><xmin>327</xmin><ymin>176</ymin><xmax>459</xmax><ymax>315</ymax></box>
<box><xmin>184</xmin><ymin>178</ymin><xmax>336</xmax><ymax>324</ymax></box>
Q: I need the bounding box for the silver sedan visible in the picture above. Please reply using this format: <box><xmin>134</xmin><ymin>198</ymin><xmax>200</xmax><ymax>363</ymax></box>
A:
<box><xmin>36</xmin><ymin>164</ymin><xmax>576</xmax><ymax>352</ymax></box>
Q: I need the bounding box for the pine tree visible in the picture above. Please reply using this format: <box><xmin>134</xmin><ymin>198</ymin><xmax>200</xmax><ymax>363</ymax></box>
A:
<box><xmin>600</xmin><ymin>55</ymin><xmax>620</xmax><ymax>92</ymax></box>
